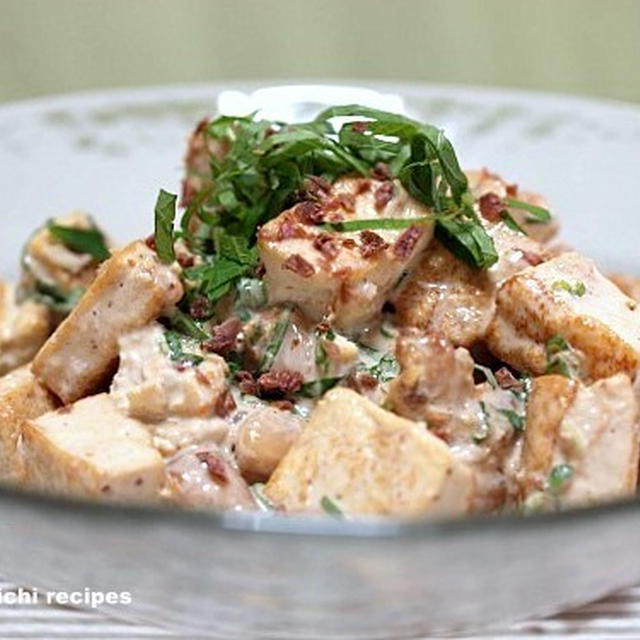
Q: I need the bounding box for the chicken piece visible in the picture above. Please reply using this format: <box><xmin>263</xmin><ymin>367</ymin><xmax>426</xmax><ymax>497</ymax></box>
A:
<box><xmin>235</xmin><ymin>405</ymin><xmax>302</xmax><ymax>482</ymax></box>
<box><xmin>487</xmin><ymin>252</ymin><xmax>640</xmax><ymax>381</ymax></box>
<box><xmin>609</xmin><ymin>273</ymin><xmax>640</xmax><ymax>303</ymax></box>
<box><xmin>165</xmin><ymin>444</ymin><xmax>255</xmax><ymax>511</ymax></box>
<box><xmin>181</xmin><ymin>118</ymin><xmax>229</xmax><ymax>208</ymax></box>
<box><xmin>21</xmin><ymin>394</ymin><xmax>165</xmax><ymax>503</ymax></box>
<box><xmin>0</xmin><ymin>282</ymin><xmax>50</xmax><ymax>376</ymax></box>
<box><xmin>466</xmin><ymin>168</ymin><xmax>559</xmax><ymax>243</ymax></box>
<box><xmin>0</xmin><ymin>365</ymin><xmax>58</xmax><ymax>485</ymax></box>
<box><xmin>20</xmin><ymin>212</ymin><xmax>107</xmax><ymax>312</ymax></box>
<box><xmin>264</xmin><ymin>387</ymin><xmax>474</xmax><ymax>517</ymax></box>
<box><xmin>520</xmin><ymin>373</ymin><xmax>639</xmax><ymax>509</ymax></box>
<box><xmin>389</xmin><ymin>331</ymin><xmax>525</xmax><ymax>511</ymax></box>
<box><xmin>393</xmin><ymin>223</ymin><xmax>550</xmax><ymax>347</ymax></box>
<box><xmin>111</xmin><ymin>323</ymin><xmax>228</xmax><ymax>422</ymax></box>
<box><xmin>258</xmin><ymin>176</ymin><xmax>434</xmax><ymax>332</ymax></box>
<box><xmin>32</xmin><ymin>241</ymin><xmax>183</xmax><ymax>404</ymax></box>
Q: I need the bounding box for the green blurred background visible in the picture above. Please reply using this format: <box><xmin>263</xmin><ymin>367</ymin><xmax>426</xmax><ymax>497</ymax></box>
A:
<box><xmin>1</xmin><ymin>0</ymin><xmax>639</xmax><ymax>104</ymax></box>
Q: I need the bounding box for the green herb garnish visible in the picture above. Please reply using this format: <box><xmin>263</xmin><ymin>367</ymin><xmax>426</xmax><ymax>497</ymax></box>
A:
<box><xmin>164</xmin><ymin>330</ymin><xmax>204</xmax><ymax>367</ymax></box>
<box><xmin>166</xmin><ymin>308</ymin><xmax>209</xmax><ymax>340</ymax></box>
<box><xmin>30</xmin><ymin>282</ymin><xmax>85</xmax><ymax>314</ymax></box>
<box><xmin>47</xmin><ymin>223</ymin><xmax>110</xmax><ymax>262</ymax></box>
<box><xmin>473</xmin><ymin>401</ymin><xmax>491</xmax><ymax>443</ymax></box>
<box><xmin>504</xmin><ymin>197</ymin><xmax>552</xmax><ymax>224</ymax></box>
<box><xmin>250</xmin><ymin>483</ymin><xmax>275</xmax><ymax>511</ymax></box>
<box><xmin>498</xmin><ymin>408</ymin><xmax>525</xmax><ymax>432</ymax></box>
<box><xmin>299</xmin><ymin>376</ymin><xmax>343</xmax><ymax>398</ymax></box>
<box><xmin>319</xmin><ymin>216</ymin><xmax>434</xmax><ymax>233</ymax></box>
<box><xmin>548</xmin><ymin>463</ymin><xmax>574</xmax><ymax>494</ymax></box>
<box><xmin>552</xmin><ymin>280</ymin><xmax>586</xmax><ymax>297</ymax></box>
<box><xmin>154</xmin><ymin>189</ymin><xmax>178</xmax><ymax>264</ymax></box>
<box><xmin>320</xmin><ymin>495</ymin><xmax>343</xmax><ymax>516</ymax></box>
<box><xmin>499</xmin><ymin>210</ymin><xmax>526</xmax><ymax>235</ymax></box>
<box><xmin>544</xmin><ymin>335</ymin><xmax>580</xmax><ymax>378</ymax></box>
<box><xmin>257</xmin><ymin>308</ymin><xmax>291</xmax><ymax>374</ymax></box>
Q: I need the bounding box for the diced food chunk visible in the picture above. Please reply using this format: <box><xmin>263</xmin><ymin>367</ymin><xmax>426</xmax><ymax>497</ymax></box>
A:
<box><xmin>21</xmin><ymin>394</ymin><xmax>165</xmax><ymax>503</ymax></box>
<box><xmin>32</xmin><ymin>241</ymin><xmax>183</xmax><ymax>403</ymax></box>
<box><xmin>521</xmin><ymin>373</ymin><xmax>639</xmax><ymax>509</ymax></box>
<box><xmin>165</xmin><ymin>445</ymin><xmax>255</xmax><ymax>511</ymax></box>
<box><xmin>487</xmin><ymin>252</ymin><xmax>640</xmax><ymax>380</ymax></box>
<box><xmin>265</xmin><ymin>387</ymin><xmax>473</xmax><ymax>517</ymax></box>
<box><xmin>111</xmin><ymin>323</ymin><xmax>228</xmax><ymax>422</ymax></box>
<box><xmin>0</xmin><ymin>282</ymin><xmax>50</xmax><ymax>375</ymax></box>
<box><xmin>0</xmin><ymin>365</ymin><xmax>57</xmax><ymax>485</ymax></box>
<box><xmin>394</xmin><ymin>224</ymin><xmax>549</xmax><ymax>346</ymax></box>
<box><xmin>258</xmin><ymin>176</ymin><xmax>434</xmax><ymax>331</ymax></box>
<box><xmin>235</xmin><ymin>405</ymin><xmax>302</xmax><ymax>482</ymax></box>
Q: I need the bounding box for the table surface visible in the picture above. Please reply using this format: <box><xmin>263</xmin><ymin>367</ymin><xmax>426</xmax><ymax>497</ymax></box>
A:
<box><xmin>1</xmin><ymin>579</ymin><xmax>638</xmax><ymax>639</ymax></box>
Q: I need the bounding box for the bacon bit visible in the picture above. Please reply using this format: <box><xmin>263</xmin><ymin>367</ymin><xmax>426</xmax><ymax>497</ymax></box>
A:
<box><xmin>506</xmin><ymin>183</ymin><xmax>518</xmax><ymax>197</ymax></box>
<box><xmin>271</xmin><ymin>399</ymin><xmax>295</xmax><ymax>412</ymax></box>
<box><xmin>202</xmin><ymin>317</ymin><xmax>242</xmax><ymax>354</ymax></box>
<box><xmin>325</xmin><ymin>193</ymin><xmax>355</xmax><ymax>213</ymax></box>
<box><xmin>478</xmin><ymin>192</ymin><xmax>504</xmax><ymax>222</ymax></box>
<box><xmin>144</xmin><ymin>235</ymin><xmax>156</xmax><ymax>251</ymax></box>
<box><xmin>236</xmin><ymin>370</ymin><xmax>258</xmax><ymax>395</ymax></box>
<box><xmin>257</xmin><ymin>370</ymin><xmax>304</xmax><ymax>398</ymax></box>
<box><xmin>176</xmin><ymin>252</ymin><xmax>195</xmax><ymax>268</ymax></box>
<box><xmin>359</xmin><ymin>230</ymin><xmax>388</xmax><ymax>258</ymax></box>
<box><xmin>189</xmin><ymin>296</ymin><xmax>211</xmax><ymax>320</ymax></box>
<box><xmin>195</xmin><ymin>451</ymin><xmax>229</xmax><ymax>484</ymax></box>
<box><xmin>356</xmin><ymin>179</ymin><xmax>371</xmax><ymax>194</ymax></box>
<box><xmin>393</xmin><ymin>226</ymin><xmax>421</xmax><ymax>260</ymax></box>
<box><xmin>351</xmin><ymin>121</ymin><xmax>368</xmax><ymax>134</ymax></box>
<box><xmin>371</xmin><ymin>162</ymin><xmax>392</xmax><ymax>181</ymax></box>
<box><xmin>215</xmin><ymin>390</ymin><xmax>237</xmax><ymax>417</ymax></box>
<box><xmin>342</xmin><ymin>238</ymin><xmax>357</xmax><ymax>250</ymax></box>
<box><xmin>495</xmin><ymin>367</ymin><xmax>524</xmax><ymax>392</ymax></box>
<box><xmin>316</xmin><ymin>319</ymin><xmax>331</xmax><ymax>333</ymax></box>
<box><xmin>283</xmin><ymin>254</ymin><xmax>315</xmax><ymax>278</ymax></box>
<box><xmin>313</xmin><ymin>233</ymin><xmax>339</xmax><ymax>260</ymax></box>
<box><xmin>277</xmin><ymin>215</ymin><xmax>308</xmax><ymax>241</ymax></box>
<box><xmin>520</xmin><ymin>249</ymin><xmax>544</xmax><ymax>266</ymax></box>
<box><xmin>345</xmin><ymin>371</ymin><xmax>379</xmax><ymax>393</ymax></box>
<box><xmin>296</xmin><ymin>201</ymin><xmax>324</xmax><ymax>225</ymax></box>
<box><xmin>303</xmin><ymin>175</ymin><xmax>331</xmax><ymax>198</ymax></box>
<box><xmin>255</xmin><ymin>261</ymin><xmax>266</xmax><ymax>278</ymax></box>
<box><xmin>374</xmin><ymin>181</ymin><xmax>395</xmax><ymax>210</ymax></box>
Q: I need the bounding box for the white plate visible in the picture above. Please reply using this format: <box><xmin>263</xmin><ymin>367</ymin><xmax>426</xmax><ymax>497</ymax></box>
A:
<box><xmin>1</xmin><ymin>83</ymin><xmax>640</xmax><ymax>639</ymax></box>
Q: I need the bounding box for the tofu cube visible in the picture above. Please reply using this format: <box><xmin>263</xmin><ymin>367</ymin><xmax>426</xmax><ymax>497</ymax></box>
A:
<box><xmin>258</xmin><ymin>176</ymin><xmax>434</xmax><ymax>332</ymax></box>
<box><xmin>32</xmin><ymin>241</ymin><xmax>183</xmax><ymax>403</ymax></box>
<box><xmin>265</xmin><ymin>387</ymin><xmax>473</xmax><ymax>517</ymax></box>
<box><xmin>21</xmin><ymin>393</ymin><xmax>165</xmax><ymax>503</ymax></box>
<box><xmin>521</xmin><ymin>373</ymin><xmax>639</xmax><ymax>508</ymax></box>
<box><xmin>0</xmin><ymin>365</ymin><xmax>58</xmax><ymax>485</ymax></box>
<box><xmin>487</xmin><ymin>252</ymin><xmax>640</xmax><ymax>380</ymax></box>
<box><xmin>0</xmin><ymin>282</ymin><xmax>50</xmax><ymax>375</ymax></box>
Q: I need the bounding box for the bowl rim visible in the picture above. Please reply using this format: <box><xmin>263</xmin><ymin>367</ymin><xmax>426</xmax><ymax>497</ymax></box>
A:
<box><xmin>2</xmin><ymin>80</ymin><xmax>639</xmax><ymax>539</ymax></box>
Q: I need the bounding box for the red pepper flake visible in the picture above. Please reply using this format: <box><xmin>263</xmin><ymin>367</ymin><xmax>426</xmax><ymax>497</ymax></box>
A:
<box><xmin>257</xmin><ymin>370</ymin><xmax>304</xmax><ymax>398</ymax></box>
<box><xmin>371</xmin><ymin>162</ymin><xmax>392</xmax><ymax>181</ymax></box>
<box><xmin>313</xmin><ymin>233</ymin><xmax>339</xmax><ymax>260</ymax></box>
<box><xmin>202</xmin><ymin>317</ymin><xmax>242</xmax><ymax>354</ymax></box>
<box><xmin>520</xmin><ymin>249</ymin><xmax>544</xmax><ymax>266</ymax></box>
<box><xmin>506</xmin><ymin>183</ymin><xmax>518</xmax><ymax>197</ymax></box>
<box><xmin>215</xmin><ymin>389</ymin><xmax>237</xmax><ymax>417</ymax></box>
<box><xmin>393</xmin><ymin>225</ymin><xmax>421</xmax><ymax>260</ymax></box>
<box><xmin>236</xmin><ymin>370</ymin><xmax>258</xmax><ymax>395</ymax></box>
<box><xmin>296</xmin><ymin>201</ymin><xmax>324</xmax><ymax>225</ymax></box>
<box><xmin>359</xmin><ymin>230</ymin><xmax>388</xmax><ymax>258</ymax></box>
<box><xmin>283</xmin><ymin>254</ymin><xmax>315</xmax><ymax>278</ymax></box>
<box><xmin>189</xmin><ymin>296</ymin><xmax>211</xmax><ymax>320</ymax></box>
<box><xmin>374</xmin><ymin>181</ymin><xmax>395</xmax><ymax>210</ymax></box>
<box><xmin>196</xmin><ymin>451</ymin><xmax>229</xmax><ymax>484</ymax></box>
<box><xmin>478</xmin><ymin>192</ymin><xmax>504</xmax><ymax>222</ymax></box>
<box><xmin>351</xmin><ymin>121</ymin><xmax>368</xmax><ymax>134</ymax></box>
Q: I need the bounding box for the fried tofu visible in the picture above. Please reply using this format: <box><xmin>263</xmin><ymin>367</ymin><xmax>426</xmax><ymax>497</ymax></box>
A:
<box><xmin>32</xmin><ymin>241</ymin><xmax>183</xmax><ymax>404</ymax></box>
<box><xmin>487</xmin><ymin>252</ymin><xmax>640</xmax><ymax>380</ymax></box>
<box><xmin>521</xmin><ymin>373</ymin><xmax>639</xmax><ymax>508</ymax></box>
<box><xmin>258</xmin><ymin>176</ymin><xmax>434</xmax><ymax>332</ymax></box>
<box><xmin>0</xmin><ymin>365</ymin><xmax>58</xmax><ymax>485</ymax></box>
<box><xmin>393</xmin><ymin>224</ymin><xmax>550</xmax><ymax>347</ymax></box>
<box><xmin>0</xmin><ymin>282</ymin><xmax>50</xmax><ymax>376</ymax></box>
<box><xmin>264</xmin><ymin>387</ymin><xmax>473</xmax><ymax>517</ymax></box>
<box><xmin>21</xmin><ymin>393</ymin><xmax>165</xmax><ymax>503</ymax></box>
